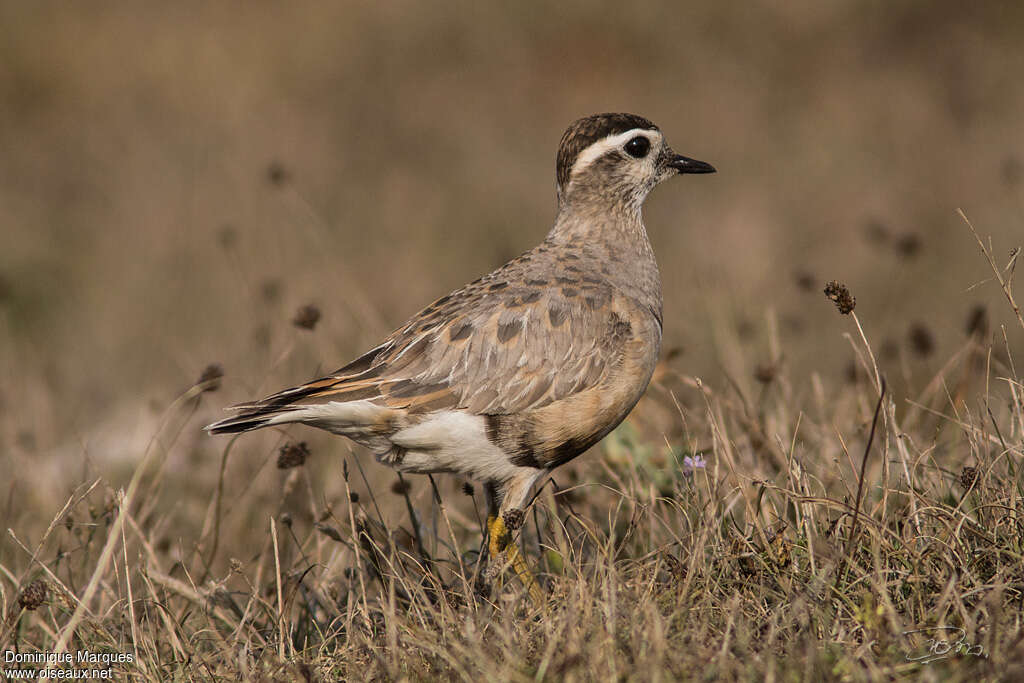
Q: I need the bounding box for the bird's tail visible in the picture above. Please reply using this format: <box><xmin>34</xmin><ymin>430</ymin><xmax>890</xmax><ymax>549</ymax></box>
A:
<box><xmin>205</xmin><ymin>406</ymin><xmax>302</xmax><ymax>434</ymax></box>
<box><xmin>205</xmin><ymin>397</ymin><xmax>402</xmax><ymax>458</ymax></box>
<box><xmin>204</xmin><ymin>345</ymin><xmax>400</xmax><ymax>443</ymax></box>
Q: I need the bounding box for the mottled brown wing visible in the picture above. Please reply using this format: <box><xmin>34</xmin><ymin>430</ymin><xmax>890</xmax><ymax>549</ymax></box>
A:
<box><xmin>240</xmin><ymin>265</ymin><xmax>628</xmax><ymax>417</ymax></box>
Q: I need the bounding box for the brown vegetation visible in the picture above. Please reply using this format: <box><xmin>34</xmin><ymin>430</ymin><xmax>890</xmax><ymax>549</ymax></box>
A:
<box><xmin>2</xmin><ymin>2</ymin><xmax>1024</xmax><ymax>680</ymax></box>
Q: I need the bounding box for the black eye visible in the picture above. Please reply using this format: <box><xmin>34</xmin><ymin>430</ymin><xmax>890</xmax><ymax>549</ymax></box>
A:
<box><xmin>624</xmin><ymin>136</ymin><xmax>650</xmax><ymax>159</ymax></box>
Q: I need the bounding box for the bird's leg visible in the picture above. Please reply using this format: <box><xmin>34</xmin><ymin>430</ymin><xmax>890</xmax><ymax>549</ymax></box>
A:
<box><xmin>484</xmin><ymin>476</ymin><xmax>544</xmax><ymax>606</ymax></box>
<box><xmin>500</xmin><ymin>509</ymin><xmax>545</xmax><ymax>606</ymax></box>
<box><xmin>483</xmin><ymin>482</ymin><xmax>507</xmax><ymax>581</ymax></box>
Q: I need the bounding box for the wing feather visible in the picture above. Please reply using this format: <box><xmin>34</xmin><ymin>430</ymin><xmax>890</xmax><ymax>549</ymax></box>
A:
<box><xmin>219</xmin><ymin>249</ymin><xmax>643</xmax><ymax>422</ymax></box>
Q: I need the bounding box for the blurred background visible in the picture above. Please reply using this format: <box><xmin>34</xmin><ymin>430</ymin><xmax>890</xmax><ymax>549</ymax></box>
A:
<box><xmin>2</xmin><ymin>1</ymin><xmax>1023</xmax><ymax>534</ymax></box>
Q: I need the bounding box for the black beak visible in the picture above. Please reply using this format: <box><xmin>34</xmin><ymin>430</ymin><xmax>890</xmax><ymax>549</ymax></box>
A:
<box><xmin>667</xmin><ymin>154</ymin><xmax>716</xmax><ymax>174</ymax></box>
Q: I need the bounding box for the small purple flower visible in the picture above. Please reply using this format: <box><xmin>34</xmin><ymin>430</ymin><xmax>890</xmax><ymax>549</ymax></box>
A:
<box><xmin>682</xmin><ymin>455</ymin><xmax>706</xmax><ymax>477</ymax></box>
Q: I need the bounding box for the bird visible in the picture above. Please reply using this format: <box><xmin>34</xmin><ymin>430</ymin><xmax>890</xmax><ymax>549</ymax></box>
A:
<box><xmin>206</xmin><ymin>112</ymin><xmax>715</xmax><ymax>599</ymax></box>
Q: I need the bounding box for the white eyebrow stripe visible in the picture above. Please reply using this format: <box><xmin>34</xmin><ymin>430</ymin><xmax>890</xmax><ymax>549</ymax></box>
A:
<box><xmin>569</xmin><ymin>128</ymin><xmax>661</xmax><ymax>180</ymax></box>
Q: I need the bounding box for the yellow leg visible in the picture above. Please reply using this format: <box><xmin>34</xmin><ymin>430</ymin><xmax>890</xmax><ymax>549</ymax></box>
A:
<box><xmin>486</xmin><ymin>514</ymin><xmax>544</xmax><ymax>606</ymax></box>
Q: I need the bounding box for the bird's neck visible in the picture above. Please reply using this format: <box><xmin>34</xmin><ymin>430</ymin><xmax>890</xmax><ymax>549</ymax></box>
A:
<box><xmin>550</xmin><ymin>197</ymin><xmax>643</xmax><ymax>236</ymax></box>
<box><xmin>547</xmin><ymin>204</ymin><xmax>663</xmax><ymax>318</ymax></box>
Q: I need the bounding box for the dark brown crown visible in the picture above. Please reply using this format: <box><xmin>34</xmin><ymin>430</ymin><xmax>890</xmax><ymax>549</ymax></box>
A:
<box><xmin>556</xmin><ymin>113</ymin><xmax>658</xmax><ymax>190</ymax></box>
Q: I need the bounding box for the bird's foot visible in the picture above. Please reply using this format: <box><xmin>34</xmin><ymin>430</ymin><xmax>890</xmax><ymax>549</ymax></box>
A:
<box><xmin>485</xmin><ymin>513</ymin><xmax>544</xmax><ymax>607</ymax></box>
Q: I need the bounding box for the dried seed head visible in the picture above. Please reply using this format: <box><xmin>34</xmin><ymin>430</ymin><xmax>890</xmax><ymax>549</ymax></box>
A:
<box><xmin>965</xmin><ymin>304</ymin><xmax>989</xmax><ymax>338</ymax></box>
<box><xmin>753</xmin><ymin>363</ymin><xmax>776</xmax><ymax>384</ymax></box>
<box><xmin>292</xmin><ymin>304</ymin><xmax>321</xmax><ymax>330</ymax></box>
<box><xmin>217</xmin><ymin>224</ymin><xmax>238</xmax><ymax>249</ymax></box>
<box><xmin>824</xmin><ymin>281</ymin><xmax>856</xmax><ymax>315</ymax></box>
<box><xmin>960</xmin><ymin>466</ymin><xmax>979</xmax><ymax>490</ymax></box>
<box><xmin>267</xmin><ymin>160</ymin><xmax>290</xmax><ymax>186</ymax></box>
<box><xmin>349</xmin><ymin>492</ymin><xmax>360</xmax><ymax>504</ymax></box>
<box><xmin>230</xmin><ymin>558</ymin><xmax>243</xmax><ymax>573</ymax></box>
<box><xmin>461</xmin><ymin>482</ymin><xmax>475</xmax><ymax>497</ymax></box>
<box><xmin>908</xmin><ymin>323</ymin><xmax>935</xmax><ymax>357</ymax></box>
<box><xmin>19</xmin><ymin>579</ymin><xmax>49</xmax><ymax>611</ymax></box>
<box><xmin>277</xmin><ymin>441</ymin><xmax>310</xmax><ymax>469</ymax></box>
<box><xmin>895</xmin><ymin>233</ymin><xmax>922</xmax><ymax>258</ymax></box>
<box><xmin>197</xmin><ymin>364</ymin><xmax>224</xmax><ymax>392</ymax></box>
<box><xmin>390</xmin><ymin>479</ymin><xmax>411</xmax><ymax>495</ymax></box>
<box><xmin>279</xmin><ymin>512</ymin><xmax>293</xmax><ymax>528</ymax></box>
<box><xmin>503</xmin><ymin>508</ymin><xmax>525</xmax><ymax>531</ymax></box>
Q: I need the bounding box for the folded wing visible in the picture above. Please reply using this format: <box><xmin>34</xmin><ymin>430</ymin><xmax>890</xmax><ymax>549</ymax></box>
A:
<box><xmin>206</xmin><ymin>263</ymin><xmax>632</xmax><ymax>452</ymax></box>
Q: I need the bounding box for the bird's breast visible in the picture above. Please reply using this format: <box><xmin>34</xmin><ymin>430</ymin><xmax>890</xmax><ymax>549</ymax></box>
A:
<box><xmin>510</xmin><ymin>302</ymin><xmax>661</xmax><ymax>471</ymax></box>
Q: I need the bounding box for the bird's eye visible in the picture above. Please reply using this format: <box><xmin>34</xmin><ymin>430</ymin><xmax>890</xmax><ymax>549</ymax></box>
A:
<box><xmin>624</xmin><ymin>136</ymin><xmax>650</xmax><ymax>159</ymax></box>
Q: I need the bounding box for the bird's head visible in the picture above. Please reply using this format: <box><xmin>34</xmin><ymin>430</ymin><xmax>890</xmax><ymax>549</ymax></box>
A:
<box><xmin>555</xmin><ymin>112</ymin><xmax>715</xmax><ymax>215</ymax></box>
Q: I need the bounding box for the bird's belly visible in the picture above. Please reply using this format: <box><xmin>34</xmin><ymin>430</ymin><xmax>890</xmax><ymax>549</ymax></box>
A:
<box><xmin>388</xmin><ymin>410</ymin><xmax>537</xmax><ymax>483</ymax></box>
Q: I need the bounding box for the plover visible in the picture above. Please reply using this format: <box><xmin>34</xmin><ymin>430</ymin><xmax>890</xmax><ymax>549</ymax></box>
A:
<box><xmin>207</xmin><ymin>113</ymin><xmax>714</xmax><ymax>597</ymax></box>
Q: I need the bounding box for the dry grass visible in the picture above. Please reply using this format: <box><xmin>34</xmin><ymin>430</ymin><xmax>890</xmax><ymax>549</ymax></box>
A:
<box><xmin>3</xmin><ymin>215</ymin><xmax>1024</xmax><ymax>680</ymax></box>
<box><xmin>3</xmin><ymin>2</ymin><xmax>1024</xmax><ymax>681</ymax></box>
